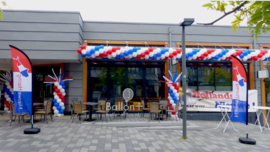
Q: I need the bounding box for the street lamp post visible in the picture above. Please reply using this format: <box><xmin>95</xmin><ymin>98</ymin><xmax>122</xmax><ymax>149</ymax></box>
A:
<box><xmin>179</xmin><ymin>18</ymin><xmax>194</xmax><ymax>139</ymax></box>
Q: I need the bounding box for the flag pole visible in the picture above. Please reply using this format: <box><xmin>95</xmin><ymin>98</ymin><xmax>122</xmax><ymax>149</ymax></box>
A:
<box><xmin>231</xmin><ymin>55</ymin><xmax>255</xmax><ymax>144</ymax></box>
<box><xmin>9</xmin><ymin>45</ymin><xmax>40</xmax><ymax>134</ymax></box>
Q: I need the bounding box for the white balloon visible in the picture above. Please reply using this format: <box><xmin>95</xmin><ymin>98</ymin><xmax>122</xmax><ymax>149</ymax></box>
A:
<box><xmin>176</xmin><ymin>54</ymin><xmax>181</xmax><ymax>58</ymax></box>
<box><xmin>108</xmin><ymin>55</ymin><xmax>112</xmax><ymax>59</ymax></box>
<box><xmin>247</xmin><ymin>54</ymin><xmax>252</xmax><ymax>59</ymax></box>
<box><xmin>63</xmin><ymin>93</ymin><xmax>66</xmax><ymax>96</ymax></box>
<box><xmin>169</xmin><ymin>48</ymin><xmax>174</xmax><ymax>53</ymax></box>
<box><xmin>60</xmin><ymin>89</ymin><xmax>64</xmax><ymax>93</ymax></box>
<box><xmin>57</xmin><ymin>114</ymin><xmax>61</xmax><ymax>117</ymax></box>
<box><xmin>132</xmin><ymin>52</ymin><xmax>137</xmax><ymax>57</ymax></box>
<box><xmin>4</xmin><ymin>95</ymin><xmax>8</xmax><ymax>98</ymax></box>
<box><xmin>61</xmin><ymin>106</ymin><xmax>65</xmax><ymax>110</ymax></box>
<box><xmin>153</xmin><ymin>49</ymin><xmax>158</xmax><ymax>54</ymax></box>
<box><xmin>170</xmin><ymin>86</ymin><xmax>174</xmax><ymax>90</ymax></box>
<box><xmin>99</xmin><ymin>49</ymin><xmax>104</xmax><ymax>54</ymax></box>
<box><xmin>57</xmin><ymin>99</ymin><xmax>61</xmax><ymax>103</ymax></box>
<box><xmin>145</xmin><ymin>55</ymin><xmax>149</xmax><ymax>59</ymax></box>
<box><xmin>262</xmin><ymin>56</ymin><xmax>266</xmax><ymax>60</ymax></box>
<box><xmin>54</xmin><ymin>95</ymin><xmax>59</xmax><ymax>100</ymax></box>
<box><xmin>81</xmin><ymin>49</ymin><xmax>86</xmax><ymax>55</ymax></box>
<box><xmin>168</xmin><ymin>96</ymin><xmax>172</xmax><ymax>100</ymax></box>
<box><xmin>165</xmin><ymin>52</ymin><xmax>169</xmax><ymax>57</ymax></box>
<box><xmin>112</xmin><ymin>53</ymin><xmax>116</xmax><ymax>57</ymax></box>
<box><xmin>7</xmin><ymin>85</ymin><xmax>11</xmax><ymax>89</ymax></box>
<box><xmin>60</xmin><ymin>102</ymin><xmax>64</xmax><ymax>106</ymax></box>
<box><xmin>116</xmin><ymin>50</ymin><xmax>120</xmax><ymax>55</ymax></box>
<box><xmin>53</xmin><ymin>106</ymin><xmax>56</xmax><ymax>110</ymax></box>
<box><xmin>243</xmin><ymin>57</ymin><xmax>248</xmax><ymax>61</ymax></box>
<box><xmin>161</xmin><ymin>55</ymin><xmax>165</xmax><ymax>59</ymax></box>
<box><xmin>170</xmin><ymin>100</ymin><xmax>174</xmax><ymax>104</ymax></box>
<box><xmin>149</xmin><ymin>52</ymin><xmax>154</xmax><ymax>57</ymax></box>
<box><xmin>7</xmin><ymin>98</ymin><xmax>11</xmax><ymax>102</ymax></box>
<box><xmin>91</xmin><ymin>54</ymin><xmax>95</xmax><ymax>58</ymax></box>
<box><xmin>53</xmin><ymin>92</ymin><xmax>56</xmax><ymax>96</ymax></box>
<box><xmin>173</xmin><ymin>89</ymin><xmax>177</xmax><ymax>94</ymax></box>
<box><xmin>57</xmin><ymin>85</ymin><xmax>62</xmax><ymax>90</ymax></box>
<box><xmin>54</xmin><ymin>82</ymin><xmax>59</xmax><ymax>86</ymax></box>
<box><xmin>94</xmin><ymin>51</ymin><xmax>99</xmax><ymax>56</ymax></box>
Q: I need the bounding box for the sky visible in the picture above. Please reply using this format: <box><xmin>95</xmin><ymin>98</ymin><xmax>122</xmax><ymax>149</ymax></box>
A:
<box><xmin>1</xmin><ymin>0</ymin><xmax>247</xmax><ymax>26</ymax></box>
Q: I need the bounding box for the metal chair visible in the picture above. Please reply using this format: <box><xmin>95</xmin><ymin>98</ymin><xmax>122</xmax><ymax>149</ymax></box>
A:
<box><xmin>140</xmin><ymin>98</ymin><xmax>149</xmax><ymax>118</ymax></box>
<box><xmin>72</xmin><ymin>101</ymin><xmax>89</xmax><ymax>124</ymax></box>
<box><xmin>96</xmin><ymin>102</ymin><xmax>111</xmax><ymax>122</ymax></box>
<box><xmin>10</xmin><ymin>104</ymin><xmax>25</xmax><ymax>126</ymax></box>
<box><xmin>35</xmin><ymin>99</ymin><xmax>53</xmax><ymax>124</ymax></box>
<box><xmin>149</xmin><ymin>102</ymin><xmax>161</xmax><ymax>123</ymax></box>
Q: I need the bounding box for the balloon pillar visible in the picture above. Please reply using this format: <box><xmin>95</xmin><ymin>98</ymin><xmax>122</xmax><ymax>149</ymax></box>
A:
<box><xmin>44</xmin><ymin>68</ymin><xmax>73</xmax><ymax>117</ymax></box>
<box><xmin>161</xmin><ymin>71</ymin><xmax>182</xmax><ymax>115</ymax></box>
<box><xmin>0</xmin><ymin>72</ymin><xmax>13</xmax><ymax>113</ymax></box>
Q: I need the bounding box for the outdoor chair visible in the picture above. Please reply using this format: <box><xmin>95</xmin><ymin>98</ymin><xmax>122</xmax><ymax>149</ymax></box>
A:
<box><xmin>113</xmin><ymin>97</ymin><xmax>126</xmax><ymax>118</ymax></box>
<box><xmin>159</xmin><ymin>100</ymin><xmax>168</xmax><ymax>119</ymax></box>
<box><xmin>35</xmin><ymin>98</ymin><xmax>50</xmax><ymax>111</ymax></box>
<box><xmin>35</xmin><ymin>99</ymin><xmax>53</xmax><ymax>124</ymax></box>
<box><xmin>140</xmin><ymin>98</ymin><xmax>149</xmax><ymax>118</ymax></box>
<box><xmin>10</xmin><ymin>104</ymin><xmax>25</xmax><ymax>127</ymax></box>
<box><xmin>96</xmin><ymin>102</ymin><xmax>111</xmax><ymax>122</ymax></box>
<box><xmin>149</xmin><ymin>102</ymin><xmax>161</xmax><ymax>123</ymax></box>
<box><xmin>93</xmin><ymin>99</ymin><xmax>106</xmax><ymax>118</ymax></box>
<box><xmin>166</xmin><ymin>101</ymin><xmax>180</xmax><ymax>122</ymax></box>
<box><xmin>72</xmin><ymin>101</ymin><xmax>89</xmax><ymax>124</ymax></box>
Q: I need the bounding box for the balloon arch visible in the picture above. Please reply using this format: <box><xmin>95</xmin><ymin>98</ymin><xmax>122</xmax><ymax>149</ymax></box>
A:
<box><xmin>76</xmin><ymin>44</ymin><xmax>269</xmax><ymax>61</ymax></box>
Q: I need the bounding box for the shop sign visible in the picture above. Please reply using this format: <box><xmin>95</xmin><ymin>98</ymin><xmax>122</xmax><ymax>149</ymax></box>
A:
<box><xmin>184</xmin><ymin>89</ymin><xmax>258</xmax><ymax>112</ymax></box>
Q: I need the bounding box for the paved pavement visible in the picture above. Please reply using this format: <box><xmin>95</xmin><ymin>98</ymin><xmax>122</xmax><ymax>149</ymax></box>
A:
<box><xmin>0</xmin><ymin>113</ymin><xmax>270</xmax><ymax>152</ymax></box>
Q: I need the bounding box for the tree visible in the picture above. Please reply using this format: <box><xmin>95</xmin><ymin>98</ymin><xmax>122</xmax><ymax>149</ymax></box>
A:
<box><xmin>203</xmin><ymin>67</ymin><xmax>232</xmax><ymax>87</ymax></box>
<box><xmin>201</xmin><ymin>1</ymin><xmax>270</xmax><ymax>38</ymax></box>
<box><xmin>0</xmin><ymin>1</ymin><xmax>6</xmax><ymax>20</ymax></box>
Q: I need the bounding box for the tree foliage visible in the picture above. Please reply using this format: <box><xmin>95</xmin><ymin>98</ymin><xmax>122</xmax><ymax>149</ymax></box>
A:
<box><xmin>0</xmin><ymin>1</ymin><xmax>6</xmax><ymax>20</ymax></box>
<box><xmin>202</xmin><ymin>1</ymin><xmax>270</xmax><ymax>38</ymax></box>
<box><xmin>203</xmin><ymin>67</ymin><xmax>232</xmax><ymax>86</ymax></box>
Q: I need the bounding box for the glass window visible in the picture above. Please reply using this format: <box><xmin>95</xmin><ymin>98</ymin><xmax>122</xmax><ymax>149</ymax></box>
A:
<box><xmin>128</xmin><ymin>67</ymin><xmax>143</xmax><ymax>111</ymax></box>
<box><xmin>215</xmin><ymin>63</ymin><xmax>232</xmax><ymax>91</ymax></box>
<box><xmin>110</xmin><ymin>67</ymin><xmax>125</xmax><ymax>98</ymax></box>
<box><xmin>187</xmin><ymin>63</ymin><xmax>197</xmax><ymax>90</ymax></box>
<box><xmin>145</xmin><ymin>67</ymin><xmax>164</xmax><ymax>98</ymax></box>
<box><xmin>90</xmin><ymin>67</ymin><xmax>108</xmax><ymax>101</ymax></box>
<box><xmin>198</xmin><ymin>63</ymin><xmax>215</xmax><ymax>91</ymax></box>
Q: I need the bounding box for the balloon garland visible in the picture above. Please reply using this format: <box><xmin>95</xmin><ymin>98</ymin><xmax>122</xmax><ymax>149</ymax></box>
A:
<box><xmin>44</xmin><ymin>68</ymin><xmax>73</xmax><ymax>117</ymax></box>
<box><xmin>77</xmin><ymin>45</ymin><xmax>270</xmax><ymax>61</ymax></box>
<box><xmin>0</xmin><ymin>72</ymin><xmax>13</xmax><ymax>113</ymax></box>
<box><xmin>160</xmin><ymin>71</ymin><xmax>182</xmax><ymax>115</ymax></box>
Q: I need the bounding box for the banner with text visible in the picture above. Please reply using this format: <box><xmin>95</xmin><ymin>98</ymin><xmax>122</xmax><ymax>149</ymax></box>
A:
<box><xmin>184</xmin><ymin>89</ymin><xmax>257</xmax><ymax>112</ymax></box>
<box><xmin>10</xmin><ymin>46</ymin><xmax>32</xmax><ymax>115</ymax></box>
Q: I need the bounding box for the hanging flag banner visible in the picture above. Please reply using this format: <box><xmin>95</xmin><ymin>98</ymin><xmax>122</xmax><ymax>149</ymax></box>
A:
<box><xmin>230</xmin><ymin>56</ymin><xmax>248</xmax><ymax>124</ymax></box>
<box><xmin>10</xmin><ymin>45</ymin><xmax>32</xmax><ymax>115</ymax></box>
<box><xmin>184</xmin><ymin>89</ymin><xmax>257</xmax><ymax>112</ymax></box>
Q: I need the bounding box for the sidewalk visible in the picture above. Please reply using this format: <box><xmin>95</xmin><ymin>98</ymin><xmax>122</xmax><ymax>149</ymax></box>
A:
<box><xmin>0</xmin><ymin>114</ymin><xmax>269</xmax><ymax>152</ymax></box>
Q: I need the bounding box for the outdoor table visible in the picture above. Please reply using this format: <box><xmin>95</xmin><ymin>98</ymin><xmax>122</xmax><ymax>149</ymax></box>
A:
<box><xmin>83</xmin><ymin>102</ymin><xmax>100</xmax><ymax>122</ymax></box>
<box><xmin>154</xmin><ymin>102</ymin><xmax>167</xmax><ymax>120</ymax></box>
<box><xmin>252</xmin><ymin>106</ymin><xmax>270</xmax><ymax>132</ymax></box>
<box><xmin>214</xmin><ymin>105</ymin><xmax>238</xmax><ymax>133</ymax></box>
<box><xmin>26</xmin><ymin>103</ymin><xmax>44</xmax><ymax>123</ymax></box>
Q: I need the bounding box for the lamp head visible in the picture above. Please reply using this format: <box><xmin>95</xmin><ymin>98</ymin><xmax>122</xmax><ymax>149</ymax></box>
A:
<box><xmin>180</xmin><ymin>18</ymin><xmax>195</xmax><ymax>26</ymax></box>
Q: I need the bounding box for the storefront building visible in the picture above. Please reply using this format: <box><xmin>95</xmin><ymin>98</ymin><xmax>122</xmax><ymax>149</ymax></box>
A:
<box><xmin>0</xmin><ymin>10</ymin><xmax>269</xmax><ymax>121</ymax></box>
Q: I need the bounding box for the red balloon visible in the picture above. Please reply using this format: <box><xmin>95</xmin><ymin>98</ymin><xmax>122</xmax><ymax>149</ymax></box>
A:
<box><xmin>53</xmin><ymin>86</ymin><xmax>57</xmax><ymax>89</ymax></box>
<box><xmin>77</xmin><ymin>48</ymin><xmax>82</xmax><ymax>54</ymax></box>
<box><xmin>145</xmin><ymin>50</ymin><xmax>150</xmax><ymax>55</ymax></box>
<box><xmin>141</xmin><ymin>53</ymin><xmax>145</xmax><ymax>57</ymax></box>
<box><xmin>177</xmin><ymin>49</ymin><xmax>181</xmax><ymax>54</ymax></box>
<box><xmin>164</xmin><ymin>57</ymin><xmax>169</xmax><ymax>60</ymax></box>
<box><xmin>173</xmin><ymin>51</ymin><xmax>177</xmax><ymax>56</ymax></box>
<box><xmin>149</xmin><ymin>48</ymin><xmax>154</xmax><ymax>52</ymax></box>
<box><xmin>169</xmin><ymin>53</ymin><xmax>173</xmax><ymax>58</ymax></box>
<box><xmin>258</xmin><ymin>54</ymin><xmax>262</xmax><ymax>58</ymax></box>
<box><xmin>108</xmin><ymin>50</ymin><xmax>112</xmax><ymax>54</ymax></box>
<box><xmin>254</xmin><ymin>56</ymin><xmax>258</xmax><ymax>61</ymax></box>
<box><xmin>136</xmin><ymin>56</ymin><xmax>140</xmax><ymax>59</ymax></box>
<box><xmin>81</xmin><ymin>44</ymin><xmax>86</xmax><ymax>50</ymax></box>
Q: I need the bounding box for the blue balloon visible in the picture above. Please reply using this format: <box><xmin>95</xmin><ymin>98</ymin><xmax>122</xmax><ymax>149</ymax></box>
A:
<box><xmin>157</xmin><ymin>52</ymin><xmax>161</xmax><ymax>57</ymax></box>
<box><xmin>100</xmin><ymin>45</ymin><xmax>104</xmax><ymax>49</ymax></box>
<box><xmin>86</xmin><ymin>51</ymin><xmax>91</xmax><ymax>57</ymax></box>
<box><xmin>169</xmin><ymin>90</ymin><xmax>172</xmax><ymax>93</ymax></box>
<box><xmin>129</xmin><ymin>50</ymin><xmax>133</xmax><ymax>54</ymax></box>
<box><xmin>60</xmin><ymin>82</ymin><xmax>64</xmax><ymax>85</ymax></box>
<box><xmin>173</xmin><ymin>96</ymin><xmax>177</xmax><ymax>101</ymax></box>
<box><xmin>81</xmin><ymin>54</ymin><xmax>86</xmax><ymax>58</ymax></box>
<box><xmin>161</xmin><ymin>50</ymin><xmax>165</xmax><ymax>54</ymax></box>
<box><xmin>53</xmin><ymin>99</ymin><xmax>56</xmax><ymax>103</ymax></box>
<box><xmin>95</xmin><ymin>46</ymin><xmax>99</xmax><ymax>51</ymax></box>
<box><xmin>57</xmin><ymin>106</ymin><xmax>62</xmax><ymax>111</ymax></box>
<box><xmin>215</xmin><ymin>56</ymin><xmax>219</xmax><ymax>60</ymax></box>
<box><xmin>171</xmin><ymin>93</ymin><xmax>175</xmax><ymax>97</ymax></box>
<box><xmin>218</xmin><ymin>54</ymin><xmax>222</xmax><ymax>57</ymax></box>
<box><xmin>153</xmin><ymin>54</ymin><xmax>157</xmax><ymax>59</ymax></box>
<box><xmin>120</xmin><ymin>53</ymin><xmax>124</xmax><ymax>58</ymax></box>
<box><xmin>124</xmin><ymin>52</ymin><xmax>129</xmax><ymax>56</ymax></box>
<box><xmin>240</xmin><ymin>54</ymin><xmax>244</xmax><ymax>58</ymax></box>
<box><xmin>54</xmin><ymin>103</ymin><xmax>59</xmax><ymax>107</ymax></box>
<box><xmin>90</xmin><ymin>49</ymin><xmax>95</xmax><ymax>55</ymax></box>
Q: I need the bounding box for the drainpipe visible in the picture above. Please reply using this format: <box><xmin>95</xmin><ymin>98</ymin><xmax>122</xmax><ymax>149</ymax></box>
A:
<box><xmin>169</xmin><ymin>27</ymin><xmax>172</xmax><ymax>47</ymax></box>
<box><xmin>253</xmin><ymin>34</ymin><xmax>258</xmax><ymax>89</ymax></box>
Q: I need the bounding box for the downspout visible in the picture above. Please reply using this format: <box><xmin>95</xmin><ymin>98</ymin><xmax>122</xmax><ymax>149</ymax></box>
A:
<box><xmin>253</xmin><ymin>34</ymin><xmax>257</xmax><ymax>89</ymax></box>
<box><xmin>169</xmin><ymin>27</ymin><xmax>172</xmax><ymax>47</ymax></box>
